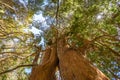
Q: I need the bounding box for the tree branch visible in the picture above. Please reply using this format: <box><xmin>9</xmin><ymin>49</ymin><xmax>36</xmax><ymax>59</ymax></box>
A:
<box><xmin>91</xmin><ymin>34</ymin><xmax>117</xmax><ymax>43</ymax></box>
<box><xmin>0</xmin><ymin>0</ymin><xmax>15</xmax><ymax>11</ymax></box>
<box><xmin>97</xmin><ymin>42</ymin><xmax>120</xmax><ymax>57</ymax></box>
<box><xmin>55</xmin><ymin>0</ymin><xmax>60</xmax><ymax>26</ymax></box>
<box><xmin>0</xmin><ymin>64</ymin><xmax>36</xmax><ymax>75</ymax></box>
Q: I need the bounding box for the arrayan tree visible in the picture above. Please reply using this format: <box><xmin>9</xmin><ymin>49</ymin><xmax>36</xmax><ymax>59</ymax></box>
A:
<box><xmin>0</xmin><ymin>0</ymin><xmax>120</xmax><ymax>80</ymax></box>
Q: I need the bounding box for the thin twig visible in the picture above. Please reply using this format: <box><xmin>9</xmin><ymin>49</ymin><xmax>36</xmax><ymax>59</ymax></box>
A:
<box><xmin>0</xmin><ymin>1</ymin><xmax>15</xmax><ymax>11</ymax></box>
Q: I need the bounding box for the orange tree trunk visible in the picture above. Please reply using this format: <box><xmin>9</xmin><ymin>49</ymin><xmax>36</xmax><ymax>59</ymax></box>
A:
<box><xmin>29</xmin><ymin>45</ymin><xmax>58</xmax><ymax>80</ymax></box>
<box><xmin>57</xmin><ymin>38</ymin><xmax>110</xmax><ymax>80</ymax></box>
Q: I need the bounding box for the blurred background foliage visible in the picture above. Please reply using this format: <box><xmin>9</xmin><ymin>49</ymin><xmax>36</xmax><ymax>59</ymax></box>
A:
<box><xmin>0</xmin><ymin>0</ymin><xmax>120</xmax><ymax>80</ymax></box>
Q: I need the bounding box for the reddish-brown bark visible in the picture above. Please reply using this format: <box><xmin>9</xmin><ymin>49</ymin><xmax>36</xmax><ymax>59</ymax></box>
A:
<box><xmin>58</xmin><ymin>48</ymin><xmax>109</xmax><ymax>80</ymax></box>
<box><xmin>30</xmin><ymin>38</ymin><xmax>110</xmax><ymax>80</ymax></box>
<box><xmin>29</xmin><ymin>45</ymin><xmax>58</xmax><ymax>80</ymax></box>
<box><xmin>57</xmin><ymin>38</ymin><xmax>109</xmax><ymax>80</ymax></box>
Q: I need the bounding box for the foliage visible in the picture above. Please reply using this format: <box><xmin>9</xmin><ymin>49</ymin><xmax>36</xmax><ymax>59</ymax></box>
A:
<box><xmin>0</xmin><ymin>0</ymin><xmax>120</xmax><ymax>80</ymax></box>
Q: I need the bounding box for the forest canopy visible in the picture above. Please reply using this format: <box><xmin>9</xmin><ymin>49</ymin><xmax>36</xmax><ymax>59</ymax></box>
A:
<box><xmin>0</xmin><ymin>0</ymin><xmax>120</xmax><ymax>80</ymax></box>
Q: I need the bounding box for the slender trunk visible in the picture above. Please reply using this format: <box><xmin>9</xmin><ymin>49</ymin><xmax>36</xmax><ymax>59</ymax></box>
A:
<box><xmin>29</xmin><ymin>45</ymin><xmax>58</xmax><ymax>80</ymax></box>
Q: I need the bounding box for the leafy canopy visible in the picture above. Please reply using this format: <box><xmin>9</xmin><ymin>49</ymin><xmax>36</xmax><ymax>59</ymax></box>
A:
<box><xmin>0</xmin><ymin>0</ymin><xmax>120</xmax><ymax>79</ymax></box>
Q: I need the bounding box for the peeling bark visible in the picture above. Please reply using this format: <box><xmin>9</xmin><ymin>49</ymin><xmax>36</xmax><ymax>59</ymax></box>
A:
<box><xmin>29</xmin><ymin>45</ymin><xmax>58</xmax><ymax>80</ymax></box>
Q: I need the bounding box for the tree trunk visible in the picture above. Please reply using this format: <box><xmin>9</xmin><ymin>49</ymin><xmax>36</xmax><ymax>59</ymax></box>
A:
<box><xmin>30</xmin><ymin>38</ymin><xmax>110</xmax><ymax>80</ymax></box>
<box><xmin>57</xmin><ymin>38</ymin><xmax>109</xmax><ymax>80</ymax></box>
<box><xmin>29</xmin><ymin>45</ymin><xmax>58</xmax><ymax>80</ymax></box>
